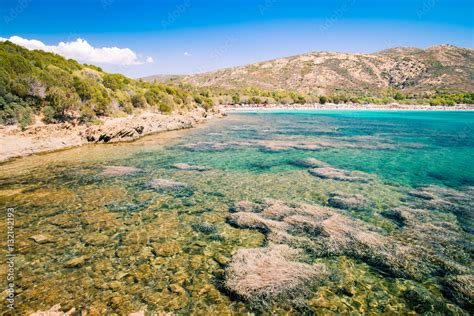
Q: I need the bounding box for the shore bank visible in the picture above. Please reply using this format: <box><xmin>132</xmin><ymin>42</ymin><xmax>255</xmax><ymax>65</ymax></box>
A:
<box><xmin>0</xmin><ymin>108</ymin><xmax>222</xmax><ymax>163</ymax></box>
<box><xmin>221</xmin><ymin>103</ymin><xmax>473</xmax><ymax>111</ymax></box>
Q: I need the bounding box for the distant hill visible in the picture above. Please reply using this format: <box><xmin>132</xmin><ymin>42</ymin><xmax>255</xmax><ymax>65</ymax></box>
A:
<box><xmin>141</xmin><ymin>74</ymin><xmax>186</xmax><ymax>84</ymax></box>
<box><xmin>180</xmin><ymin>45</ymin><xmax>474</xmax><ymax>96</ymax></box>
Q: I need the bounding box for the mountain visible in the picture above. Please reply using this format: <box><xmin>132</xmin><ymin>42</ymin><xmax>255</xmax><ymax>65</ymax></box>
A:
<box><xmin>180</xmin><ymin>45</ymin><xmax>474</xmax><ymax>96</ymax></box>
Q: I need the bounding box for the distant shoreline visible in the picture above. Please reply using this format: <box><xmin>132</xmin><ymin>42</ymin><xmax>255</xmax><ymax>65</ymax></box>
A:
<box><xmin>221</xmin><ymin>103</ymin><xmax>474</xmax><ymax>112</ymax></box>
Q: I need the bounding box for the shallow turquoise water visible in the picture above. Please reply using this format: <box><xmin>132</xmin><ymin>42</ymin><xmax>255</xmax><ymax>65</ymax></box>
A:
<box><xmin>0</xmin><ymin>110</ymin><xmax>473</xmax><ymax>314</ymax></box>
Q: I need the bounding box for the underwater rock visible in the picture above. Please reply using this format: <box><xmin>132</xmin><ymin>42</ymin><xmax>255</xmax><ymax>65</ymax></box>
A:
<box><xmin>224</xmin><ymin>244</ymin><xmax>328</xmax><ymax>304</ymax></box>
<box><xmin>149</xmin><ymin>178</ymin><xmax>187</xmax><ymax>191</ymax></box>
<box><xmin>172</xmin><ymin>163</ymin><xmax>210</xmax><ymax>171</ymax></box>
<box><xmin>31</xmin><ymin>304</ymin><xmax>76</xmax><ymax>316</ymax></box>
<box><xmin>152</xmin><ymin>241</ymin><xmax>181</xmax><ymax>257</ymax></box>
<box><xmin>29</xmin><ymin>234</ymin><xmax>56</xmax><ymax>244</ymax></box>
<box><xmin>99</xmin><ymin>166</ymin><xmax>141</xmax><ymax>176</ymax></box>
<box><xmin>309</xmin><ymin>167</ymin><xmax>372</xmax><ymax>183</ymax></box>
<box><xmin>291</xmin><ymin>157</ymin><xmax>329</xmax><ymax>168</ymax></box>
<box><xmin>444</xmin><ymin>274</ymin><xmax>474</xmax><ymax>310</ymax></box>
<box><xmin>227</xmin><ymin>199</ymin><xmax>436</xmax><ymax>280</ymax></box>
<box><xmin>82</xmin><ymin>233</ymin><xmax>109</xmax><ymax>246</ymax></box>
<box><xmin>327</xmin><ymin>192</ymin><xmax>370</xmax><ymax>211</ymax></box>
<box><xmin>64</xmin><ymin>255</ymin><xmax>90</xmax><ymax>268</ymax></box>
<box><xmin>191</xmin><ymin>222</ymin><xmax>217</xmax><ymax>234</ymax></box>
<box><xmin>229</xmin><ymin>200</ymin><xmax>263</xmax><ymax>213</ymax></box>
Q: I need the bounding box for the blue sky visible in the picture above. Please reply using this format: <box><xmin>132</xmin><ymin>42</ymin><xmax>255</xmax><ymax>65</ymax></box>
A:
<box><xmin>1</xmin><ymin>0</ymin><xmax>473</xmax><ymax>77</ymax></box>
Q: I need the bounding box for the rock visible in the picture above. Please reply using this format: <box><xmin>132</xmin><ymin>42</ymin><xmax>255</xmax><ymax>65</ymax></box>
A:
<box><xmin>292</xmin><ymin>157</ymin><xmax>329</xmax><ymax>168</ymax></box>
<box><xmin>152</xmin><ymin>241</ymin><xmax>181</xmax><ymax>257</ymax></box>
<box><xmin>328</xmin><ymin>192</ymin><xmax>369</xmax><ymax>211</ymax></box>
<box><xmin>82</xmin><ymin>233</ymin><xmax>109</xmax><ymax>246</ymax></box>
<box><xmin>64</xmin><ymin>255</ymin><xmax>90</xmax><ymax>268</ymax></box>
<box><xmin>191</xmin><ymin>222</ymin><xmax>217</xmax><ymax>234</ymax></box>
<box><xmin>31</xmin><ymin>304</ymin><xmax>76</xmax><ymax>316</ymax></box>
<box><xmin>108</xmin><ymin>280</ymin><xmax>123</xmax><ymax>290</ymax></box>
<box><xmin>229</xmin><ymin>200</ymin><xmax>263</xmax><ymax>213</ymax></box>
<box><xmin>213</xmin><ymin>255</ymin><xmax>230</xmax><ymax>266</ymax></box>
<box><xmin>172</xmin><ymin>163</ymin><xmax>209</xmax><ymax>171</ymax></box>
<box><xmin>309</xmin><ymin>167</ymin><xmax>372</xmax><ymax>183</ymax></box>
<box><xmin>149</xmin><ymin>178</ymin><xmax>187</xmax><ymax>191</ymax></box>
<box><xmin>29</xmin><ymin>234</ymin><xmax>56</xmax><ymax>244</ymax></box>
<box><xmin>169</xmin><ymin>284</ymin><xmax>186</xmax><ymax>295</ymax></box>
<box><xmin>99</xmin><ymin>166</ymin><xmax>141</xmax><ymax>176</ymax></box>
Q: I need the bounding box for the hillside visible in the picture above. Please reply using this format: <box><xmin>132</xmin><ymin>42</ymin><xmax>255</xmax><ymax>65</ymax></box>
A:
<box><xmin>0</xmin><ymin>41</ymin><xmax>214</xmax><ymax>129</ymax></box>
<box><xmin>181</xmin><ymin>45</ymin><xmax>474</xmax><ymax>97</ymax></box>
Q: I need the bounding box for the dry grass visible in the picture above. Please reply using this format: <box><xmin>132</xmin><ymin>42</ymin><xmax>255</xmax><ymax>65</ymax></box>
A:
<box><xmin>225</xmin><ymin>244</ymin><xmax>327</xmax><ymax>304</ymax></box>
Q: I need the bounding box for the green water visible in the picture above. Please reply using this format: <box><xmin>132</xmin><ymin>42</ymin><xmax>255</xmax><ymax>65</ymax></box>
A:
<box><xmin>0</xmin><ymin>111</ymin><xmax>473</xmax><ymax>314</ymax></box>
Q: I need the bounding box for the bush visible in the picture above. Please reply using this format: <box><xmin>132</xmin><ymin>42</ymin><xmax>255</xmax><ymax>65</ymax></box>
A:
<box><xmin>131</xmin><ymin>93</ymin><xmax>147</xmax><ymax>108</ymax></box>
<box><xmin>79</xmin><ymin>105</ymin><xmax>96</xmax><ymax>123</ymax></box>
<box><xmin>42</xmin><ymin>105</ymin><xmax>55</xmax><ymax>123</ymax></box>
<box><xmin>319</xmin><ymin>96</ymin><xmax>327</xmax><ymax>104</ymax></box>
<box><xmin>232</xmin><ymin>94</ymin><xmax>240</xmax><ymax>104</ymax></box>
<box><xmin>45</xmin><ymin>86</ymin><xmax>80</xmax><ymax>120</ymax></box>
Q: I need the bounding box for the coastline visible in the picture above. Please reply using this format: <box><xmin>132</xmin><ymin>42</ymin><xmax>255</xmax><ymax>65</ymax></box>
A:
<box><xmin>221</xmin><ymin>103</ymin><xmax>474</xmax><ymax>112</ymax></box>
<box><xmin>0</xmin><ymin>108</ymin><xmax>223</xmax><ymax>163</ymax></box>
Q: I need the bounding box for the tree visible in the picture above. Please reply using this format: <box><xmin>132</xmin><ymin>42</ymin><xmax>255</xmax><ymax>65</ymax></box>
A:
<box><xmin>319</xmin><ymin>96</ymin><xmax>327</xmax><ymax>104</ymax></box>
<box><xmin>45</xmin><ymin>86</ymin><xmax>80</xmax><ymax>120</ymax></box>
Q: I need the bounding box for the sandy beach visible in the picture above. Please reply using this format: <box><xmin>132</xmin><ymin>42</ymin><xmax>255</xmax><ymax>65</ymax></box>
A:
<box><xmin>221</xmin><ymin>103</ymin><xmax>474</xmax><ymax>111</ymax></box>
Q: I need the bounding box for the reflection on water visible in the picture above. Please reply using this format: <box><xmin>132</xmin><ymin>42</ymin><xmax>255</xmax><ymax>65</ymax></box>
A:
<box><xmin>0</xmin><ymin>111</ymin><xmax>473</xmax><ymax>314</ymax></box>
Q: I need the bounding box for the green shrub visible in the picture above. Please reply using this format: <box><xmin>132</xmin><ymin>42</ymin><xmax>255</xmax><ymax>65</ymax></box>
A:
<box><xmin>46</xmin><ymin>86</ymin><xmax>80</xmax><ymax>120</ymax></box>
<box><xmin>79</xmin><ymin>105</ymin><xmax>96</xmax><ymax>123</ymax></box>
<box><xmin>319</xmin><ymin>96</ymin><xmax>327</xmax><ymax>104</ymax></box>
<box><xmin>131</xmin><ymin>93</ymin><xmax>147</xmax><ymax>108</ymax></box>
<box><xmin>232</xmin><ymin>94</ymin><xmax>240</xmax><ymax>104</ymax></box>
<box><xmin>159</xmin><ymin>102</ymin><xmax>172</xmax><ymax>113</ymax></box>
<box><xmin>42</xmin><ymin>105</ymin><xmax>56</xmax><ymax>123</ymax></box>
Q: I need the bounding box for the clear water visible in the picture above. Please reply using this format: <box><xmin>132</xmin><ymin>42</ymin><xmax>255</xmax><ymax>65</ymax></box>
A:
<box><xmin>0</xmin><ymin>111</ymin><xmax>473</xmax><ymax>314</ymax></box>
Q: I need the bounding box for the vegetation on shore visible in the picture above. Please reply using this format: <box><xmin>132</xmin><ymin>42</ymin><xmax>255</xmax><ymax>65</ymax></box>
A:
<box><xmin>183</xmin><ymin>86</ymin><xmax>474</xmax><ymax>107</ymax></box>
<box><xmin>0</xmin><ymin>41</ymin><xmax>214</xmax><ymax>129</ymax></box>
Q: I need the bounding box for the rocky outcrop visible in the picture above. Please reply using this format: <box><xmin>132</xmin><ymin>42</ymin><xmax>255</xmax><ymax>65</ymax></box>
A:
<box><xmin>0</xmin><ymin>108</ymin><xmax>222</xmax><ymax>163</ymax></box>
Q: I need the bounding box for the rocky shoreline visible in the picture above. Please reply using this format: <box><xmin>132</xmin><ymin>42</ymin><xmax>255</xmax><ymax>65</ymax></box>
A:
<box><xmin>221</xmin><ymin>103</ymin><xmax>473</xmax><ymax>111</ymax></box>
<box><xmin>0</xmin><ymin>108</ymin><xmax>223</xmax><ymax>163</ymax></box>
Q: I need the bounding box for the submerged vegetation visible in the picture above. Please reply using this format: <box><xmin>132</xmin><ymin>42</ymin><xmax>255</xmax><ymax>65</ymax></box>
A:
<box><xmin>0</xmin><ymin>41</ymin><xmax>214</xmax><ymax>128</ymax></box>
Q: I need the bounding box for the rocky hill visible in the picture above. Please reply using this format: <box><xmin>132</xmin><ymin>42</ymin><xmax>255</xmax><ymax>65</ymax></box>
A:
<box><xmin>181</xmin><ymin>45</ymin><xmax>474</xmax><ymax>96</ymax></box>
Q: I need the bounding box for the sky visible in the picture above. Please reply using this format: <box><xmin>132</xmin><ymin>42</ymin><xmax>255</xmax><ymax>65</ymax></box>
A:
<box><xmin>0</xmin><ymin>0</ymin><xmax>473</xmax><ymax>78</ymax></box>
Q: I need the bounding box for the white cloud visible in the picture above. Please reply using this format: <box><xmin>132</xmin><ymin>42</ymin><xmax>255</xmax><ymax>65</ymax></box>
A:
<box><xmin>146</xmin><ymin>56</ymin><xmax>154</xmax><ymax>63</ymax></box>
<box><xmin>0</xmin><ymin>36</ymin><xmax>154</xmax><ymax>66</ymax></box>
<box><xmin>184</xmin><ymin>51</ymin><xmax>192</xmax><ymax>57</ymax></box>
